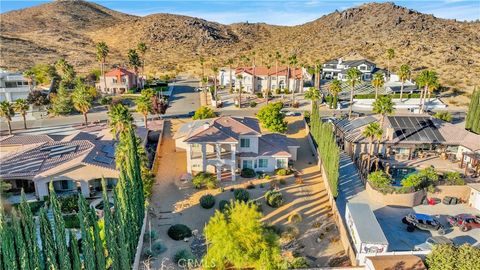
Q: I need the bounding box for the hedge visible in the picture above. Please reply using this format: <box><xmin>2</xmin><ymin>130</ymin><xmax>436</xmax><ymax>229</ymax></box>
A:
<box><xmin>167</xmin><ymin>224</ymin><xmax>193</xmax><ymax>240</ymax></box>
<box><xmin>310</xmin><ymin>102</ymin><xmax>340</xmax><ymax>197</ymax></box>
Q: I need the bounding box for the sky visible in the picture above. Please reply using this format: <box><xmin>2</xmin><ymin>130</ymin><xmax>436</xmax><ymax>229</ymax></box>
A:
<box><xmin>1</xmin><ymin>0</ymin><xmax>479</xmax><ymax>26</ymax></box>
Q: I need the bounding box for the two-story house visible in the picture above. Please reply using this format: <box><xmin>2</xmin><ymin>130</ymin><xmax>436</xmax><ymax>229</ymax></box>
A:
<box><xmin>174</xmin><ymin>116</ymin><xmax>300</xmax><ymax>181</ymax></box>
<box><xmin>0</xmin><ymin>69</ymin><xmax>31</xmax><ymax>102</ymax></box>
<box><xmin>218</xmin><ymin>67</ymin><xmax>310</xmax><ymax>93</ymax></box>
<box><xmin>96</xmin><ymin>67</ymin><xmax>144</xmax><ymax>94</ymax></box>
<box><xmin>322</xmin><ymin>58</ymin><xmax>380</xmax><ymax>81</ymax></box>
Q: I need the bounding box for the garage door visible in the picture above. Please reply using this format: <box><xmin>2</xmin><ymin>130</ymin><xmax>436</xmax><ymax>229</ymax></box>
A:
<box><xmin>470</xmin><ymin>191</ymin><xmax>480</xmax><ymax>210</ymax></box>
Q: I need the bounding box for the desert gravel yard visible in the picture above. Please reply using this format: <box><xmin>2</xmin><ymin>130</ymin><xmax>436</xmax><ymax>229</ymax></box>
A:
<box><xmin>141</xmin><ymin>117</ymin><xmax>347</xmax><ymax>269</ymax></box>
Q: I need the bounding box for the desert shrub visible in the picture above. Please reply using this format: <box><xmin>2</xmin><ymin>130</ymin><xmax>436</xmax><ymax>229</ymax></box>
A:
<box><xmin>264</xmin><ymin>175</ymin><xmax>271</xmax><ymax>180</ymax></box>
<box><xmin>265</xmin><ymin>190</ymin><xmax>283</xmax><ymax>208</ymax></box>
<box><xmin>288</xmin><ymin>257</ymin><xmax>309</xmax><ymax>269</ymax></box>
<box><xmin>279</xmin><ymin>178</ymin><xmax>287</xmax><ymax>185</ymax></box>
<box><xmin>281</xmin><ymin>225</ymin><xmax>299</xmax><ymax>243</ymax></box>
<box><xmin>250</xmin><ymin>101</ymin><xmax>257</xmax><ymax>107</ymax></box>
<box><xmin>256</xmin><ymin>92</ymin><xmax>263</xmax><ymax>98</ymax></box>
<box><xmin>144</xmin><ymin>230</ymin><xmax>157</xmax><ymax>241</ymax></box>
<box><xmin>167</xmin><ymin>224</ymin><xmax>192</xmax><ymax>240</ymax></box>
<box><xmin>151</xmin><ymin>240</ymin><xmax>166</xmax><ymax>255</ymax></box>
<box><xmin>218</xmin><ymin>200</ymin><xmax>230</xmax><ymax>212</ymax></box>
<box><xmin>434</xmin><ymin>111</ymin><xmax>453</xmax><ymax>122</ymax></box>
<box><xmin>246</xmin><ymin>181</ymin><xmax>255</xmax><ymax>189</ymax></box>
<box><xmin>99</xmin><ymin>96</ymin><xmax>112</xmax><ymax>106</ymax></box>
<box><xmin>295</xmin><ymin>177</ymin><xmax>304</xmax><ymax>185</ymax></box>
<box><xmin>288</xmin><ymin>212</ymin><xmax>303</xmax><ymax>224</ymax></box>
<box><xmin>275</xmin><ymin>88</ymin><xmax>282</xmax><ymax>95</ymax></box>
<box><xmin>284</xmin><ymin>88</ymin><xmax>291</xmax><ymax>94</ymax></box>
<box><xmin>443</xmin><ymin>172</ymin><xmax>465</xmax><ymax>185</ymax></box>
<box><xmin>248</xmin><ymin>200</ymin><xmax>263</xmax><ymax>212</ymax></box>
<box><xmin>276</xmin><ymin>168</ymin><xmax>288</xmax><ymax>176</ymax></box>
<box><xmin>200</xmin><ymin>194</ymin><xmax>216</xmax><ymax>209</ymax></box>
<box><xmin>143</xmin><ymin>248</ymin><xmax>153</xmax><ymax>258</ymax></box>
<box><xmin>241</xmin><ymin>168</ymin><xmax>256</xmax><ymax>178</ymax></box>
<box><xmin>192</xmin><ymin>172</ymin><xmax>218</xmax><ymax>189</ymax></box>
<box><xmin>233</xmin><ymin>188</ymin><xmax>250</xmax><ymax>202</ymax></box>
<box><xmin>173</xmin><ymin>249</ymin><xmax>196</xmax><ymax>264</ymax></box>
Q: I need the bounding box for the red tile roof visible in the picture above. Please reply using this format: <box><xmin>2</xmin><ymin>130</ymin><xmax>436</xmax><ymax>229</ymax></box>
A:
<box><xmin>105</xmin><ymin>67</ymin><xmax>136</xmax><ymax>77</ymax></box>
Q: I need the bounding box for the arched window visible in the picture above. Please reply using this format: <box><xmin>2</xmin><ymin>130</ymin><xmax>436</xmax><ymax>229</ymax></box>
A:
<box><xmin>279</xmin><ymin>80</ymin><xmax>285</xmax><ymax>89</ymax></box>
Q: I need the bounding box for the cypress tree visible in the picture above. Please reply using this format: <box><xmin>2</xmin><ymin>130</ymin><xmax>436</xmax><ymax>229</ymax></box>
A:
<box><xmin>113</xmin><ymin>189</ymin><xmax>131</xmax><ymax>270</ymax></box>
<box><xmin>49</xmin><ymin>184</ymin><xmax>71</xmax><ymax>270</ymax></box>
<box><xmin>101</xmin><ymin>179</ymin><xmax>121</xmax><ymax>270</ymax></box>
<box><xmin>68</xmin><ymin>231</ymin><xmax>81</xmax><ymax>270</ymax></box>
<box><xmin>466</xmin><ymin>87</ymin><xmax>479</xmax><ymax>133</ymax></box>
<box><xmin>39</xmin><ymin>208</ymin><xmax>59</xmax><ymax>270</ymax></box>
<box><xmin>11</xmin><ymin>210</ymin><xmax>30</xmax><ymax>270</ymax></box>
<box><xmin>78</xmin><ymin>195</ymin><xmax>96</xmax><ymax>270</ymax></box>
<box><xmin>0</xmin><ymin>202</ymin><xmax>18</xmax><ymax>270</ymax></box>
<box><xmin>18</xmin><ymin>191</ymin><xmax>42</xmax><ymax>270</ymax></box>
<box><xmin>89</xmin><ymin>208</ymin><xmax>106</xmax><ymax>270</ymax></box>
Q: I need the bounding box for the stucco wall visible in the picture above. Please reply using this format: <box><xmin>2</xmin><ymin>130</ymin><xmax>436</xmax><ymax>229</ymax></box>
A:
<box><xmin>238</xmin><ymin>135</ymin><xmax>259</xmax><ymax>154</ymax></box>
<box><xmin>366</xmin><ymin>182</ymin><xmax>424</xmax><ymax>207</ymax></box>
<box><xmin>428</xmin><ymin>185</ymin><xmax>471</xmax><ymax>201</ymax></box>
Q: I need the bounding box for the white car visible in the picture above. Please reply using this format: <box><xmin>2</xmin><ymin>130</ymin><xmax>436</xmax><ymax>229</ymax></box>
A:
<box><xmin>414</xmin><ymin>236</ymin><xmax>453</xmax><ymax>251</ymax></box>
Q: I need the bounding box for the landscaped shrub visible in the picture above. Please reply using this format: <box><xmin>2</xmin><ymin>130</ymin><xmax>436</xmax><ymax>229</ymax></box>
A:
<box><xmin>151</xmin><ymin>240</ymin><xmax>167</xmax><ymax>255</ymax></box>
<box><xmin>265</xmin><ymin>190</ymin><xmax>283</xmax><ymax>208</ymax></box>
<box><xmin>443</xmin><ymin>172</ymin><xmax>465</xmax><ymax>185</ymax></box>
<box><xmin>234</xmin><ymin>188</ymin><xmax>250</xmax><ymax>202</ymax></box>
<box><xmin>63</xmin><ymin>214</ymin><xmax>80</xmax><ymax>229</ymax></box>
<box><xmin>281</xmin><ymin>225</ymin><xmax>299</xmax><ymax>243</ymax></box>
<box><xmin>250</xmin><ymin>101</ymin><xmax>257</xmax><ymax>107</ymax></box>
<box><xmin>288</xmin><ymin>212</ymin><xmax>303</xmax><ymax>224</ymax></box>
<box><xmin>256</xmin><ymin>92</ymin><xmax>263</xmax><ymax>98</ymax></box>
<box><xmin>173</xmin><ymin>249</ymin><xmax>196</xmax><ymax>264</ymax></box>
<box><xmin>219</xmin><ymin>200</ymin><xmax>230</xmax><ymax>212</ymax></box>
<box><xmin>288</xmin><ymin>257</ymin><xmax>309</xmax><ymax>269</ymax></box>
<box><xmin>192</xmin><ymin>172</ymin><xmax>218</xmax><ymax>189</ymax></box>
<box><xmin>275</xmin><ymin>88</ymin><xmax>282</xmax><ymax>95</ymax></box>
<box><xmin>241</xmin><ymin>168</ymin><xmax>256</xmax><ymax>178</ymax></box>
<box><xmin>167</xmin><ymin>224</ymin><xmax>192</xmax><ymax>240</ymax></box>
<box><xmin>199</xmin><ymin>194</ymin><xmax>215</xmax><ymax>209</ymax></box>
<box><xmin>59</xmin><ymin>195</ymin><xmax>79</xmax><ymax>213</ymax></box>
<box><xmin>279</xmin><ymin>178</ymin><xmax>287</xmax><ymax>185</ymax></box>
<box><xmin>276</xmin><ymin>168</ymin><xmax>288</xmax><ymax>176</ymax></box>
<box><xmin>145</xmin><ymin>230</ymin><xmax>157</xmax><ymax>241</ymax></box>
<box><xmin>368</xmin><ymin>171</ymin><xmax>392</xmax><ymax>189</ymax></box>
<box><xmin>402</xmin><ymin>167</ymin><xmax>439</xmax><ymax>191</ymax></box>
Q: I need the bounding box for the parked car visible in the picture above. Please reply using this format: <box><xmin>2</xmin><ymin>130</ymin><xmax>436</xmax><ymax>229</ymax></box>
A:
<box><xmin>414</xmin><ymin>236</ymin><xmax>453</xmax><ymax>251</ymax></box>
<box><xmin>280</xmin><ymin>109</ymin><xmax>300</xmax><ymax>116</ymax></box>
<box><xmin>402</xmin><ymin>213</ymin><xmax>445</xmax><ymax>235</ymax></box>
<box><xmin>447</xmin><ymin>214</ymin><xmax>480</xmax><ymax>232</ymax></box>
<box><xmin>194</xmin><ymin>87</ymin><xmax>203</xmax><ymax>92</ymax></box>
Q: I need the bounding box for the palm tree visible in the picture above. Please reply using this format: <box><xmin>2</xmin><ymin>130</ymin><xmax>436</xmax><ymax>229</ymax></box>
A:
<box><xmin>275</xmin><ymin>51</ymin><xmax>282</xmax><ymax>89</ymax></box>
<box><xmin>304</xmin><ymin>87</ymin><xmax>320</xmax><ymax>112</ymax></box>
<box><xmin>128</xmin><ymin>49</ymin><xmax>141</xmax><ymax>88</ymax></box>
<box><xmin>108</xmin><ymin>103</ymin><xmax>133</xmax><ymax>137</ymax></box>
<box><xmin>13</xmin><ymin>99</ymin><xmax>29</xmax><ymax>129</ymax></box>
<box><xmin>212</xmin><ymin>66</ymin><xmax>219</xmax><ymax>99</ymax></box>
<box><xmin>398</xmin><ymin>64</ymin><xmax>411</xmax><ymax>102</ymax></box>
<box><xmin>251</xmin><ymin>51</ymin><xmax>256</xmax><ymax>93</ymax></box>
<box><xmin>362</xmin><ymin>122</ymin><xmax>383</xmax><ymax>172</ymax></box>
<box><xmin>373</xmin><ymin>95</ymin><xmax>394</xmax><ymax>126</ymax></box>
<box><xmin>55</xmin><ymin>59</ymin><xmax>76</xmax><ymax>85</ymax></box>
<box><xmin>226</xmin><ymin>58</ymin><xmax>234</xmax><ymax>93</ymax></box>
<box><xmin>137</xmin><ymin>42</ymin><xmax>147</xmax><ymax>77</ymax></box>
<box><xmin>96</xmin><ymin>42</ymin><xmax>109</xmax><ymax>92</ymax></box>
<box><xmin>72</xmin><ymin>81</ymin><xmax>93</xmax><ymax>126</ymax></box>
<box><xmin>416</xmin><ymin>70</ymin><xmax>439</xmax><ymax>113</ymax></box>
<box><xmin>236</xmin><ymin>74</ymin><xmax>243</xmax><ymax>108</ymax></box>
<box><xmin>386</xmin><ymin>48</ymin><xmax>395</xmax><ymax>78</ymax></box>
<box><xmin>328</xmin><ymin>79</ymin><xmax>342</xmax><ymax>109</ymax></box>
<box><xmin>136</xmin><ymin>94</ymin><xmax>152</xmax><ymax>128</ymax></box>
<box><xmin>265</xmin><ymin>63</ymin><xmax>272</xmax><ymax>104</ymax></box>
<box><xmin>371</xmin><ymin>73</ymin><xmax>385</xmax><ymax>100</ymax></box>
<box><xmin>0</xmin><ymin>101</ymin><xmax>15</xmax><ymax>135</ymax></box>
<box><xmin>200</xmin><ymin>56</ymin><xmax>206</xmax><ymax>87</ymax></box>
<box><xmin>288</xmin><ymin>54</ymin><xmax>298</xmax><ymax>104</ymax></box>
<box><xmin>346</xmin><ymin>68</ymin><xmax>362</xmax><ymax>119</ymax></box>
<box><xmin>314</xmin><ymin>59</ymin><xmax>322</xmax><ymax>90</ymax></box>
<box><xmin>23</xmin><ymin>69</ymin><xmax>35</xmax><ymax>91</ymax></box>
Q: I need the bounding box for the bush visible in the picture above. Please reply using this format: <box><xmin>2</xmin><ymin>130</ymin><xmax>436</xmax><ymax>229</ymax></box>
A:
<box><xmin>265</xmin><ymin>190</ymin><xmax>283</xmax><ymax>208</ymax></box>
<box><xmin>234</xmin><ymin>188</ymin><xmax>250</xmax><ymax>202</ymax></box>
<box><xmin>257</xmin><ymin>102</ymin><xmax>288</xmax><ymax>133</ymax></box>
<box><xmin>219</xmin><ymin>200</ymin><xmax>230</xmax><ymax>212</ymax></box>
<box><xmin>284</xmin><ymin>88</ymin><xmax>290</xmax><ymax>94</ymax></box>
<box><xmin>444</xmin><ymin>172</ymin><xmax>465</xmax><ymax>185</ymax></box>
<box><xmin>151</xmin><ymin>240</ymin><xmax>167</xmax><ymax>255</ymax></box>
<box><xmin>167</xmin><ymin>224</ymin><xmax>192</xmax><ymax>240</ymax></box>
<box><xmin>99</xmin><ymin>96</ymin><xmax>112</xmax><ymax>106</ymax></box>
<box><xmin>276</xmin><ymin>168</ymin><xmax>292</xmax><ymax>176</ymax></box>
<box><xmin>288</xmin><ymin>212</ymin><xmax>303</xmax><ymax>224</ymax></box>
<box><xmin>275</xmin><ymin>88</ymin><xmax>282</xmax><ymax>95</ymax></box>
<box><xmin>434</xmin><ymin>111</ymin><xmax>453</xmax><ymax>122</ymax></box>
<box><xmin>192</xmin><ymin>106</ymin><xmax>216</xmax><ymax>120</ymax></box>
<box><xmin>192</xmin><ymin>172</ymin><xmax>218</xmax><ymax>189</ymax></box>
<box><xmin>63</xmin><ymin>214</ymin><xmax>80</xmax><ymax>229</ymax></box>
<box><xmin>144</xmin><ymin>230</ymin><xmax>157</xmax><ymax>241</ymax></box>
<box><xmin>368</xmin><ymin>171</ymin><xmax>392</xmax><ymax>189</ymax></box>
<box><xmin>288</xmin><ymin>257</ymin><xmax>309</xmax><ymax>269</ymax></box>
<box><xmin>59</xmin><ymin>195</ymin><xmax>79</xmax><ymax>213</ymax></box>
<box><xmin>250</xmin><ymin>101</ymin><xmax>257</xmax><ymax>107</ymax></box>
<box><xmin>199</xmin><ymin>194</ymin><xmax>215</xmax><ymax>209</ymax></box>
<box><xmin>241</xmin><ymin>168</ymin><xmax>256</xmax><ymax>178</ymax></box>
<box><xmin>246</xmin><ymin>181</ymin><xmax>255</xmax><ymax>189</ymax></box>
<box><xmin>173</xmin><ymin>249</ymin><xmax>196</xmax><ymax>264</ymax></box>
<box><xmin>281</xmin><ymin>225</ymin><xmax>299</xmax><ymax>243</ymax></box>
<box><xmin>256</xmin><ymin>92</ymin><xmax>263</xmax><ymax>98</ymax></box>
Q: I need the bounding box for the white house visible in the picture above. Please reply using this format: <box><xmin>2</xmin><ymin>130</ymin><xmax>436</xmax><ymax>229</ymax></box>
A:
<box><xmin>0</xmin><ymin>69</ymin><xmax>31</xmax><ymax>102</ymax></box>
<box><xmin>218</xmin><ymin>66</ymin><xmax>311</xmax><ymax>94</ymax></box>
<box><xmin>174</xmin><ymin>116</ymin><xmax>299</xmax><ymax>181</ymax></box>
<box><xmin>322</xmin><ymin>58</ymin><xmax>381</xmax><ymax>81</ymax></box>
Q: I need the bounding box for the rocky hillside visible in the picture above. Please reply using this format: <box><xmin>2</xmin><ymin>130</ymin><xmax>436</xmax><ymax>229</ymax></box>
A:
<box><xmin>1</xmin><ymin>0</ymin><xmax>479</xmax><ymax>103</ymax></box>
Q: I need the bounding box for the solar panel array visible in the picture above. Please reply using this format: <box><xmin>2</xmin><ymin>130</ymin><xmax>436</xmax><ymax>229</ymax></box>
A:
<box><xmin>101</xmin><ymin>144</ymin><xmax>115</xmax><ymax>158</ymax></box>
<box><xmin>388</xmin><ymin>116</ymin><xmax>445</xmax><ymax>143</ymax></box>
<box><xmin>93</xmin><ymin>155</ymin><xmax>114</xmax><ymax>164</ymax></box>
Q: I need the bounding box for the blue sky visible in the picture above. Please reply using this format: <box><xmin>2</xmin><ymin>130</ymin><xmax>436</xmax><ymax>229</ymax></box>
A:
<box><xmin>1</xmin><ymin>0</ymin><xmax>479</xmax><ymax>25</ymax></box>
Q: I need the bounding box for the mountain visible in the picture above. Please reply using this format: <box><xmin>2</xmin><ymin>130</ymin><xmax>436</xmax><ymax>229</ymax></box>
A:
<box><xmin>1</xmin><ymin>0</ymin><xmax>479</xmax><ymax>105</ymax></box>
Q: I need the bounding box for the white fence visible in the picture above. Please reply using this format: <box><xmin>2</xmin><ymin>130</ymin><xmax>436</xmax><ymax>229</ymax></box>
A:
<box><xmin>356</xmin><ymin>250</ymin><xmax>430</xmax><ymax>266</ymax></box>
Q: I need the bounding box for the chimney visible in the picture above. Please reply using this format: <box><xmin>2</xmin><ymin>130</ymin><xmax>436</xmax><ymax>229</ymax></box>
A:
<box><xmin>338</xmin><ymin>58</ymin><xmax>343</xmax><ymax>64</ymax></box>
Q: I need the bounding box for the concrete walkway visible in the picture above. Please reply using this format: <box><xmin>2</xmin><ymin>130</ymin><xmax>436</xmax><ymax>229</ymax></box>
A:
<box><xmin>335</xmin><ymin>153</ymin><xmax>368</xmax><ymax>217</ymax></box>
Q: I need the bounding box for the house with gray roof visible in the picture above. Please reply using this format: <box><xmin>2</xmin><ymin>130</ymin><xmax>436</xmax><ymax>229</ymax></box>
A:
<box><xmin>322</xmin><ymin>58</ymin><xmax>382</xmax><ymax>81</ymax></box>
<box><xmin>174</xmin><ymin>116</ymin><xmax>299</xmax><ymax>181</ymax></box>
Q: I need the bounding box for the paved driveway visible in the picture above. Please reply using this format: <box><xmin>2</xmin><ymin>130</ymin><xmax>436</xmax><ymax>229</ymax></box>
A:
<box><xmin>165</xmin><ymin>79</ymin><xmax>200</xmax><ymax>115</ymax></box>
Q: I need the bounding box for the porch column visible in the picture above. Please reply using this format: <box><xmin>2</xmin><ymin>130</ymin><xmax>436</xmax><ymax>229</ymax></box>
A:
<box><xmin>186</xmin><ymin>144</ymin><xmax>192</xmax><ymax>174</ymax></box>
<box><xmin>231</xmin><ymin>144</ymin><xmax>237</xmax><ymax>181</ymax></box>
<box><xmin>35</xmin><ymin>180</ymin><xmax>49</xmax><ymax>200</ymax></box>
<box><xmin>80</xmin><ymin>180</ymin><xmax>90</xmax><ymax>198</ymax></box>
<box><xmin>216</xmin><ymin>165</ymin><xmax>222</xmax><ymax>181</ymax></box>
<box><xmin>215</xmin><ymin>144</ymin><xmax>221</xmax><ymax>160</ymax></box>
<box><xmin>202</xmin><ymin>144</ymin><xmax>207</xmax><ymax>172</ymax></box>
